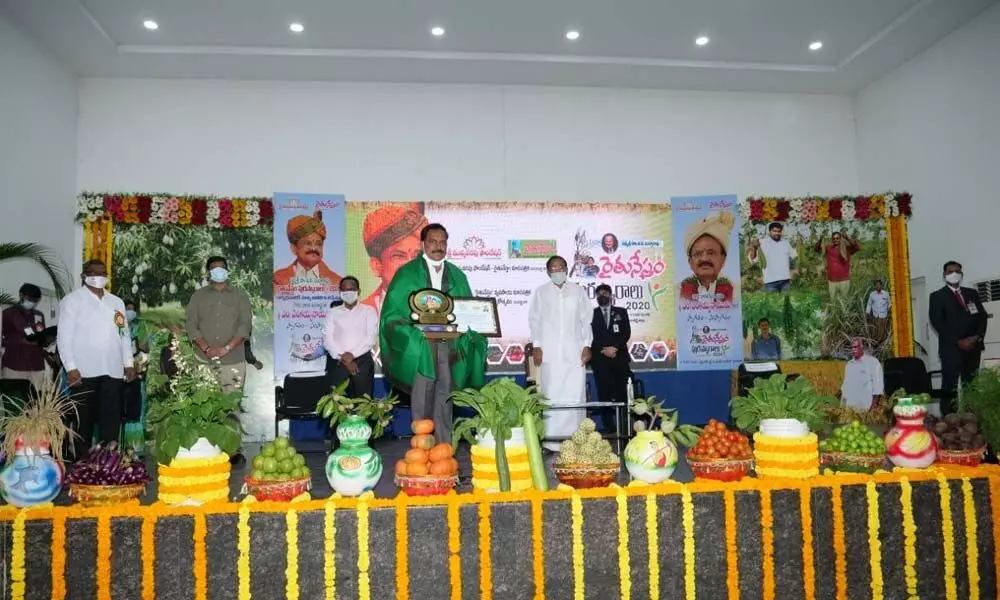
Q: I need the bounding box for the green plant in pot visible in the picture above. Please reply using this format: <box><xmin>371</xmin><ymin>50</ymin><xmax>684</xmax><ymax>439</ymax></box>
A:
<box><xmin>452</xmin><ymin>377</ymin><xmax>548</xmax><ymax>492</ymax></box>
<box><xmin>730</xmin><ymin>374</ymin><xmax>837</xmax><ymax>437</ymax></box>
<box><xmin>962</xmin><ymin>367</ymin><xmax>1000</xmax><ymax>454</ymax></box>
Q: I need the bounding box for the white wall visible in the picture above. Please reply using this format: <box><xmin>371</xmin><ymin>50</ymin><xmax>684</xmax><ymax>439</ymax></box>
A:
<box><xmin>856</xmin><ymin>2</ymin><xmax>1000</xmax><ymax>287</ymax></box>
<box><xmin>0</xmin><ymin>12</ymin><xmax>78</xmax><ymax>302</ymax></box>
<box><xmin>77</xmin><ymin>79</ymin><xmax>859</xmax><ymax>202</ymax></box>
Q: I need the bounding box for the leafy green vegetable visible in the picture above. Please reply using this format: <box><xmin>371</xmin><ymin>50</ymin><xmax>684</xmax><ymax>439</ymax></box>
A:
<box><xmin>630</xmin><ymin>396</ymin><xmax>703</xmax><ymax>448</ymax></box>
<box><xmin>730</xmin><ymin>374</ymin><xmax>837</xmax><ymax>433</ymax></box>
<box><xmin>962</xmin><ymin>367</ymin><xmax>1000</xmax><ymax>451</ymax></box>
<box><xmin>315</xmin><ymin>380</ymin><xmax>398</xmax><ymax>438</ymax></box>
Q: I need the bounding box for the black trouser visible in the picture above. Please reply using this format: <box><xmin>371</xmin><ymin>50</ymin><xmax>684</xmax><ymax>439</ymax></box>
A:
<box><xmin>326</xmin><ymin>352</ymin><xmax>375</xmax><ymax>399</ymax></box>
<box><xmin>939</xmin><ymin>347</ymin><xmax>981</xmax><ymax>415</ymax></box>
<box><xmin>123</xmin><ymin>378</ymin><xmax>143</xmax><ymax>421</ymax></box>
<box><xmin>591</xmin><ymin>353</ymin><xmax>631</xmax><ymax>432</ymax></box>
<box><xmin>73</xmin><ymin>375</ymin><xmax>123</xmax><ymax>460</ymax></box>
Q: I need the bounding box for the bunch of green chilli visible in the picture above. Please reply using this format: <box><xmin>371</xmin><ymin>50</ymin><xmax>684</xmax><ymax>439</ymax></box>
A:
<box><xmin>555</xmin><ymin>418</ymin><xmax>618</xmax><ymax>466</ymax></box>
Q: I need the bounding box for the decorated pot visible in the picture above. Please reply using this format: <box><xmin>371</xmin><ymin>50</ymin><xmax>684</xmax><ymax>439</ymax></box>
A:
<box><xmin>472</xmin><ymin>428</ymin><xmax>532</xmax><ymax>493</ymax></box>
<box><xmin>326</xmin><ymin>415</ymin><xmax>382</xmax><ymax>496</ymax></box>
<box><xmin>0</xmin><ymin>442</ymin><xmax>64</xmax><ymax>507</ymax></box>
<box><xmin>885</xmin><ymin>399</ymin><xmax>937</xmax><ymax>468</ymax></box>
<box><xmin>759</xmin><ymin>418</ymin><xmax>810</xmax><ymax>438</ymax></box>
<box><xmin>624</xmin><ymin>430</ymin><xmax>677</xmax><ymax>483</ymax></box>
<box><xmin>158</xmin><ymin>437</ymin><xmax>231</xmax><ymax>506</ymax></box>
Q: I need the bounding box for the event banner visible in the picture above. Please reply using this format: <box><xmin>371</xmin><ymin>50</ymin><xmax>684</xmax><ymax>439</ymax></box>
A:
<box><xmin>272</xmin><ymin>193</ymin><xmax>344</xmax><ymax>380</ymax></box>
<box><xmin>672</xmin><ymin>195</ymin><xmax>744</xmax><ymax>370</ymax></box>
<box><xmin>344</xmin><ymin>202</ymin><xmax>675</xmax><ymax>371</ymax></box>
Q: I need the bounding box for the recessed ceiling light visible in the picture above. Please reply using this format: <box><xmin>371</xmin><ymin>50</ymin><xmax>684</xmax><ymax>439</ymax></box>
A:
<box><xmin>809</xmin><ymin>40</ymin><xmax>823</xmax><ymax>51</ymax></box>
<box><xmin>142</xmin><ymin>20</ymin><xmax>158</xmax><ymax>31</ymax></box>
<box><xmin>566</xmin><ymin>30</ymin><xmax>581</xmax><ymax>41</ymax></box>
<box><xmin>430</xmin><ymin>26</ymin><xmax>445</xmax><ymax>37</ymax></box>
<box><xmin>695</xmin><ymin>36</ymin><xmax>710</xmax><ymax>46</ymax></box>
<box><xmin>289</xmin><ymin>22</ymin><xmax>304</xmax><ymax>34</ymax></box>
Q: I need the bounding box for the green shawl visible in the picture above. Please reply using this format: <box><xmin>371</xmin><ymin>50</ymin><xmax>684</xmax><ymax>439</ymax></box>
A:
<box><xmin>379</xmin><ymin>258</ymin><xmax>487</xmax><ymax>390</ymax></box>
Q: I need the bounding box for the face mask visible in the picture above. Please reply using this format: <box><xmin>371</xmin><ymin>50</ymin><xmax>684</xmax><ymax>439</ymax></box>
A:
<box><xmin>945</xmin><ymin>272</ymin><xmax>962</xmax><ymax>286</ymax></box>
<box><xmin>20</xmin><ymin>300</ymin><xmax>36</xmax><ymax>310</ymax></box>
<box><xmin>597</xmin><ymin>295</ymin><xmax>611</xmax><ymax>307</ymax></box>
<box><xmin>125</xmin><ymin>310</ymin><xmax>137</xmax><ymax>322</ymax></box>
<box><xmin>549</xmin><ymin>271</ymin><xmax>567</xmax><ymax>286</ymax></box>
<box><xmin>85</xmin><ymin>276</ymin><xmax>108</xmax><ymax>289</ymax></box>
<box><xmin>209</xmin><ymin>267</ymin><xmax>229</xmax><ymax>283</ymax></box>
<box><xmin>340</xmin><ymin>291</ymin><xmax>359</xmax><ymax>304</ymax></box>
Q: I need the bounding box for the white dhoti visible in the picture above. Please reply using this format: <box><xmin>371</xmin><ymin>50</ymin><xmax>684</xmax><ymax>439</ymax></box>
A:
<box><xmin>540</xmin><ymin>361</ymin><xmax>586</xmax><ymax>451</ymax></box>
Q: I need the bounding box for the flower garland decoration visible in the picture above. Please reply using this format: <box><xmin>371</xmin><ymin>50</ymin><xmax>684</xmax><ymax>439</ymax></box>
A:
<box><xmin>141</xmin><ymin>513</ymin><xmax>158</xmax><ymax>600</ymax></box>
<box><xmin>865</xmin><ymin>481</ymin><xmax>884</xmax><ymax>599</ymax></box>
<box><xmin>51</xmin><ymin>513</ymin><xmax>67</xmax><ymax>600</ymax></box>
<box><xmin>324</xmin><ymin>500</ymin><xmax>337</xmax><ymax>600</ymax></box>
<box><xmin>238</xmin><ymin>503</ymin><xmax>251</xmax><ymax>600</ymax></box>
<box><xmin>396</xmin><ymin>494</ymin><xmax>410</xmax><ymax>600</ymax></box>
<box><xmin>742</xmin><ymin>193</ymin><xmax>912</xmax><ymax>223</ymax></box>
<box><xmin>760</xmin><ymin>489</ymin><xmax>776</xmax><ymax>600</ymax></box>
<box><xmin>799</xmin><ymin>488</ymin><xmax>815</xmax><ymax>600</ymax></box>
<box><xmin>286</xmin><ymin>510</ymin><xmax>300</xmax><ymax>600</ymax></box>
<box><xmin>194</xmin><ymin>512</ymin><xmax>208</xmax><ymax>600</ymax></box>
<box><xmin>898</xmin><ymin>478</ymin><xmax>920</xmax><ymax>599</ymax></box>
<box><xmin>615</xmin><ymin>489</ymin><xmax>631</xmax><ymax>600</ymax></box>
<box><xmin>357</xmin><ymin>495</ymin><xmax>372</xmax><ymax>600</ymax></box>
<box><xmin>938</xmin><ymin>476</ymin><xmax>957</xmax><ymax>600</ymax></box>
<box><xmin>478</xmin><ymin>500</ymin><xmax>493</xmax><ymax>600</ymax></box>
<box><xmin>448</xmin><ymin>496</ymin><xmax>463</xmax><ymax>600</ymax></box>
<box><xmin>75</xmin><ymin>192</ymin><xmax>274</xmax><ymax>228</ymax></box>
<box><xmin>961</xmin><ymin>478</ymin><xmax>980</xmax><ymax>600</ymax></box>
<box><xmin>681</xmin><ymin>488</ymin><xmax>697</xmax><ymax>600</ymax></box>
<box><xmin>831</xmin><ymin>482</ymin><xmax>848</xmax><ymax>598</ymax></box>
<box><xmin>11</xmin><ymin>510</ymin><xmax>26</xmax><ymax>600</ymax></box>
<box><xmin>97</xmin><ymin>513</ymin><xmax>113</xmax><ymax>600</ymax></box>
<box><xmin>723</xmin><ymin>489</ymin><xmax>740</xmax><ymax>600</ymax></box>
<box><xmin>571</xmin><ymin>493</ymin><xmax>586</xmax><ymax>600</ymax></box>
<box><xmin>646</xmin><ymin>492</ymin><xmax>661</xmax><ymax>600</ymax></box>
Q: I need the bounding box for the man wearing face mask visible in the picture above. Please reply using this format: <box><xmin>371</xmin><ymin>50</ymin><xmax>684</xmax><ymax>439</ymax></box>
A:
<box><xmin>323</xmin><ymin>276</ymin><xmax>378</xmax><ymax>397</ymax></box>
<box><xmin>929</xmin><ymin>261</ymin><xmax>988</xmax><ymax>413</ymax></box>
<box><xmin>529</xmin><ymin>256</ymin><xmax>594</xmax><ymax>450</ymax></box>
<box><xmin>1</xmin><ymin>283</ymin><xmax>48</xmax><ymax>401</ymax></box>
<box><xmin>380</xmin><ymin>223</ymin><xmax>486</xmax><ymax>443</ymax></box>
<box><xmin>57</xmin><ymin>260</ymin><xmax>135</xmax><ymax>459</ymax></box>
<box><xmin>590</xmin><ymin>284</ymin><xmax>632</xmax><ymax>432</ymax></box>
<box><xmin>748</xmin><ymin>222</ymin><xmax>797</xmax><ymax>293</ymax></box>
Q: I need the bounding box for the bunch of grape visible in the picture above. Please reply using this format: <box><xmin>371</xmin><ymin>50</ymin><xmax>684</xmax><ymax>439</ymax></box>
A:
<box><xmin>250</xmin><ymin>437</ymin><xmax>311</xmax><ymax>481</ymax></box>
<box><xmin>820</xmin><ymin>421</ymin><xmax>885</xmax><ymax>456</ymax></box>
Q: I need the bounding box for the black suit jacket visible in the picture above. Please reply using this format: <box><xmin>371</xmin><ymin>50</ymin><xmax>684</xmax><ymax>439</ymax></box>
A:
<box><xmin>929</xmin><ymin>285</ymin><xmax>987</xmax><ymax>353</ymax></box>
<box><xmin>591</xmin><ymin>306</ymin><xmax>631</xmax><ymax>354</ymax></box>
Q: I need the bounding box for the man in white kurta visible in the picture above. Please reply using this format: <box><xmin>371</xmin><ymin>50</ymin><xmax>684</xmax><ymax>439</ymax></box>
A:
<box><xmin>840</xmin><ymin>338</ymin><xmax>884</xmax><ymax>411</ymax></box>
<box><xmin>529</xmin><ymin>256</ymin><xmax>593</xmax><ymax>451</ymax></box>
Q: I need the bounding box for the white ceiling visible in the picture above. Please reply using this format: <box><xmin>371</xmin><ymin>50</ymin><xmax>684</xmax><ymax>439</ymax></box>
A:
<box><xmin>2</xmin><ymin>0</ymin><xmax>996</xmax><ymax>93</ymax></box>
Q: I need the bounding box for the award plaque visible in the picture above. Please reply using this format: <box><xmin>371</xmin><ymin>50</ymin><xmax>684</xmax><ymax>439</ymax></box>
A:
<box><xmin>451</xmin><ymin>297</ymin><xmax>502</xmax><ymax>338</ymax></box>
<box><xmin>409</xmin><ymin>288</ymin><xmax>460</xmax><ymax>340</ymax></box>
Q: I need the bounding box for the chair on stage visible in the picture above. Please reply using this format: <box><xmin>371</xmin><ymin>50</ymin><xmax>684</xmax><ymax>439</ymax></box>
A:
<box><xmin>882</xmin><ymin>357</ymin><xmax>952</xmax><ymax>408</ymax></box>
<box><xmin>737</xmin><ymin>362</ymin><xmax>783</xmax><ymax>397</ymax></box>
<box><xmin>274</xmin><ymin>372</ymin><xmax>331</xmax><ymax>446</ymax></box>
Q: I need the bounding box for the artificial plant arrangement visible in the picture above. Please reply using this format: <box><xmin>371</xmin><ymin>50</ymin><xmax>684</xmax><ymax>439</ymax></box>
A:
<box><xmin>730</xmin><ymin>373</ymin><xmax>837</xmax><ymax>433</ymax></box>
<box><xmin>452</xmin><ymin>377</ymin><xmax>548</xmax><ymax>491</ymax></box>
<box><xmin>631</xmin><ymin>396</ymin><xmax>704</xmax><ymax>447</ymax></box>
<box><xmin>0</xmin><ymin>382</ymin><xmax>79</xmax><ymax>463</ymax></box>
<box><xmin>315</xmin><ymin>379</ymin><xmax>399</xmax><ymax>438</ymax></box>
<box><xmin>145</xmin><ymin>335</ymin><xmax>243</xmax><ymax>462</ymax></box>
<box><xmin>961</xmin><ymin>367</ymin><xmax>1000</xmax><ymax>453</ymax></box>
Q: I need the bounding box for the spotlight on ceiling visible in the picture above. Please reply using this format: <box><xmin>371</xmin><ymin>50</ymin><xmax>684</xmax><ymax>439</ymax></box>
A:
<box><xmin>431</xmin><ymin>26</ymin><xmax>446</xmax><ymax>37</ymax></box>
<box><xmin>809</xmin><ymin>40</ymin><xmax>823</xmax><ymax>51</ymax></box>
<box><xmin>142</xmin><ymin>20</ymin><xmax>158</xmax><ymax>30</ymax></box>
<box><xmin>289</xmin><ymin>23</ymin><xmax>304</xmax><ymax>34</ymax></box>
<box><xmin>695</xmin><ymin>36</ymin><xmax>710</xmax><ymax>46</ymax></box>
<box><xmin>565</xmin><ymin>30</ymin><xmax>581</xmax><ymax>41</ymax></box>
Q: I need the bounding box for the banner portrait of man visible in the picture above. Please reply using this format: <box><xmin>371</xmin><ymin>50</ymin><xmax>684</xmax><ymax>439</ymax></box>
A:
<box><xmin>361</xmin><ymin>205</ymin><xmax>427</xmax><ymax>314</ymax></box>
<box><xmin>273</xmin><ymin>210</ymin><xmax>341</xmax><ymax>291</ymax></box>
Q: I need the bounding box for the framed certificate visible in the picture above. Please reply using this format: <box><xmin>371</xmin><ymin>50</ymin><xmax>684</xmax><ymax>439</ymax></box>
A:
<box><xmin>451</xmin><ymin>297</ymin><xmax>502</xmax><ymax>338</ymax></box>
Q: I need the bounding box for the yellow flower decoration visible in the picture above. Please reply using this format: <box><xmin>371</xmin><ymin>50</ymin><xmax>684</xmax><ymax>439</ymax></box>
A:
<box><xmin>141</xmin><ymin>514</ymin><xmax>158</xmax><ymax>600</ymax></box>
<box><xmin>938</xmin><ymin>476</ymin><xmax>957</xmax><ymax>600</ymax></box>
<box><xmin>646</xmin><ymin>493</ymin><xmax>660</xmax><ymax>600</ymax></box>
<box><xmin>358</xmin><ymin>495</ymin><xmax>371</xmax><ymax>600</ymax></box>
<box><xmin>899</xmin><ymin>478</ymin><xmax>919</xmax><ymax>598</ymax></box>
<box><xmin>681</xmin><ymin>487</ymin><xmax>697</xmax><ymax>600</ymax></box>
<box><xmin>724</xmin><ymin>489</ymin><xmax>740</xmax><ymax>600</ymax></box>
<box><xmin>11</xmin><ymin>511</ymin><xmax>26</xmax><ymax>600</ymax></box>
<box><xmin>866</xmin><ymin>481</ymin><xmax>884</xmax><ymax>598</ymax></box>
<box><xmin>324</xmin><ymin>500</ymin><xmax>337</xmax><ymax>600</ymax></box>
<box><xmin>448</xmin><ymin>495</ymin><xmax>463</xmax><ymax>600</ymax></box>
<box><xmin>571</xmin><ymin>493</ymin><xmax>585</xmax><ymax>600</ymax></box>
<box><xmin>194</xmin><ymin>512</ymin><xmax>208</xmax><ymax>600</ymax></box>
<box><xmin>761</xmin><ymin>489</ymin><xmax>775</xmax><ymax>600</ymax></box>
<box><xmin>615</xmin><ymin>489</ymin><xmax>631</xmax><ymax>600</ymax></box>
<box><xmin>286</xmin><ymin>509</ymin><xmax>300</xmax><ymax>600</ymax></box>
<box><xmin>831</xmin><ymin>482</ymin><xmax>848</xmax><ymax>597</ymax></box>
<box><xmin>962</xmin><ymin>478</ymin><xmax>979</xmax><ymax>600</ymax></box>
<box><xmin>800</xmin><ymin>488</ymin><xmax>815</xmax><ymax>600</ymax></box>
<box><xmin>238</xmin><ymin>503</ymin><xmax>251</xmax><ymax>600</ymax></box>
<box><xmin>479</xmin><ymin>500</ymin><xmax>493</xmax><ymax>600</ymax></box>
<box><xmin>51</xmin><ymin>513</ymin><xmax>67</xmax><ymax>600</ymax></box>
<box><xmin>397</xmin><ymin>494</ymin><xmax>410</xmax><ymax>600</ymax></box>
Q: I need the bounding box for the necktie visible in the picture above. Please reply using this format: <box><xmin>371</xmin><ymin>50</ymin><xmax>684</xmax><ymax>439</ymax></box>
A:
<box><xmin>604</xmin><ymin>308</ymin><xmax>610</xmax><ymax>327</ymax></box>
<box><xmin>954</xmin><ymin>289</ymin><xmax>967</xmax><ymax>312</ymax></box>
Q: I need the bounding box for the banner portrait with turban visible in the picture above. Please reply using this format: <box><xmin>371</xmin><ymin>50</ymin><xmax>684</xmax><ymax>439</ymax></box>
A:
<box><xmin>359</xmin><ymin>204</ymin><xmax>427</xmax><ymax>314</ymax></box>
<box><xmin>273</xmin><ymin>210</ymin><xmax>342</xmax><ymax>290</ymax></box>
<box><xmin>679</xmin><ymin>210</ymin><xmax>736</xmax><ymax>304</ymax></box>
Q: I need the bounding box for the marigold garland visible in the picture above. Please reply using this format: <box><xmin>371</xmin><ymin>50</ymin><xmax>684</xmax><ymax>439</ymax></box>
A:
<box><xmin>448</xmin><ymin>496</ymin><xmax>463</xmax><ymax>600</ymax></box>
<box><xmin>646</xmin><ymin>492</ymin><xmax>660</xmax><ymax>600</ymax></box>
<box><xmin>723</xmin><ymin>489</ymin><xmax>740</xmax><ymax>600</ymax></box>
<box><xmin>286</xmin><ymin>510</ymin><xmax>300</xmax><ymax>600</ymax></box>
<box><xmin>396</xmin><ymin>494</ymin><xmax>410</xmax><ymax>600</ymax></box>
<box><xmin>194</xmin><ymin>512</ymin><xmax>208</xmax><ymax>600</ymax></box>
<box><xmin>51</xmin><ymin>513</ymin><xmax>67</xmax><ymax>600</ymax></box>
<box><xmin>990</xmin><ymin>475</ymin><xmax>1000</xmax><ymax>600</ymax></box>
<box><xmin>799</xmin><ymin>488</ymin><xmax>815</xmax><ymax>600</ymax></box>
<box><xmin>961</xmin><ymin>478</ymin><xmax>979</xmax><ymax>600</ymax></box>
<box><xmin>357</xmin><ymin>495</ymin><xmax>371</xmax><ymax>600</ymax></box>
<box><xmin>938</xmin><ymin>476</ymin><xmax>957</xmax><ymax>600</ymax></box>
<box><xmin>830</xmin><ymin>482</ymin><xmax>848</xmax><ymax>599</ymax></box>
<box><xmin>898</xmin><ymin>478</ymin><xmax>920</xmax><ymax>599</ymax></box>
<box><xmin>96</xmin><ymin>513</ymin><xmax>113</xmax><ymax>600</ymax></box>
<box><xmin>478</xmin><ymin>500</ymin><xmax>493</xmax><ymax>600</ymax></box>
<box><xmin>615</xmin><ymin>488</ymin><xmax>631</xmax><ymax>600</ymax></box>
<box><xmin>760</xmin><ymin>489</ymin><xmax>776</xmax><ymax>600</ymax></box>
<box><xmin>324</xmin><ymin>500</ymin><xmax>336</xmax><ymax>600</ymax></box>
<box><xmin>680</xmin><ymin>487</ymin><xmax>697</xmax><ymax>600</ymax></box>
<box><xmin>11</xmin><ymin>510</ymin><xmax>26</xmax><ymax>600</ymax></box>
<box><xmin>141</xmin><ymin>513</ymin><xmax>157</xmax><ymax>600</ymax></box>
<box><xmin>571</xmin><ymin>493</ymin><xmax>586</xmax><ymax>600</ymax></box>
<box><xmin>865</xmin><ymin>481</ymin><xmax>884</xmax><ymax>598</ymax></box>
<box><xmin>238</xmin><ymin>503</ymin><xmax>251</xmax><ymax>600</ymax></box>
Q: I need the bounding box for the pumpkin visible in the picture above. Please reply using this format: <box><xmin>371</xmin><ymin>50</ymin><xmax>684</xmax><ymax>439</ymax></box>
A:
<box><xmin>410</xmin><ymin>434</ymin><xmax>436</xmax><ymax>450</ymax></box>
<box><xmin>404</xmin><ymin>448</ymin><xmax>429</xmax><ymax>464</ymax></box>
<box><xmin>430</xmin><ymin>459</ymin><xmax>455</xmax><ymax>476</ymax></box>
<box><xmin>412</xmin><ymin>419</ymin><xmax>435</xmax><ymax>435</ymax></box>
<box><xmin>428</xmin><ymin>443</ymin><xmax>453</xmax><ymax>462</ymax></box>
<box><xmin>407</xmin><ymin>462</ymin><xmax>429</xmax><ymax>477</ymax></box>
<box><xmin>394</xmin><ymin>459</ymin><xmax>408</xmax><ymax>476</ymax></box>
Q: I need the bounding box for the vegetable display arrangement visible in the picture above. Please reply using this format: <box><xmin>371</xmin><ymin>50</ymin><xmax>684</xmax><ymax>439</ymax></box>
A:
<box><xmin>960</xmin><ymin>367</ymin><xmax>1000</xmax><ymax>463</ymax></box>
<box><xmin>730</xmin><ymin>374</ymin><xmax>836</xmax><ymax>434</ymax></box>
<box><xmin>624</xmin><ymin>396</ymin><xmax>699</xmax><ymax>483</ymax></box>
<box><xmin>553</xmin><ymin>418</ymin><xmax>620</xmax><ymax>488</ymax></box>
<box><xmin>930</xmin><ymin>413</ymin><xmax>987</xmax><ymax>465</ymax></box>
<box><xmin>819</xmin><ymin>421</ymin><xmax>887</xmax><ymax>473</ymax></box>
<box><xmin>245</xmin><ymin>436</ymin><xmax>312</xmax><ymax>501</ymax></box>
<box><xmin>67</xmin><ymin>442</ymin><xmax>152</xmax><ymax>486</ymax></box>
<box><xmin>687</xmin><ymin>419</ymin><xmax>753</xmax><ymax>481</ymax></box>
<box><xmin>394</xmin><ymin>420</ymin><xmax>459</xmax><ymax>496</ymax></box>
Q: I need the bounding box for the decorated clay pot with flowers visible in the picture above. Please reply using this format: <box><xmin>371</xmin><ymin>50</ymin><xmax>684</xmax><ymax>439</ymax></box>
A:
<box><xmin>0</xmin><ymin>439</ymin><xmax>64</xmax><ymax>507</ymax></box>
<box><xmin>326</xmin><ymin>415</ymin><xmax>382</xmax><ymax>496</ymax></box>
<box><xmin>624</xmin><ymin>430</ymin><xmax>677</xmax><ymax>483</ymax></box>
<box><xmin>885</xmin><ymin>398</ymin><xmax>937</xmax><ymax>468</ymax></box>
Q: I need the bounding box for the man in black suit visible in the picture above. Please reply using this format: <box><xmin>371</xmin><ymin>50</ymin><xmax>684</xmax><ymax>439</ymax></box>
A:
<box><xmin>929</xmin><ymin>260</ymin><xmax>988</xmax><ymax>414</ymax></box>
<box><xmin>591</xmin><ymin>284</ymin><xmax>632</xmax><ymax>432</ymax></box>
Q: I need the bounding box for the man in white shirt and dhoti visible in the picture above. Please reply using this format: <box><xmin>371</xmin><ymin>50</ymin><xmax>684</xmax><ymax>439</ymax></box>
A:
<box><xmin>840</xmin><ymin>338</ymin><xmax>884</xmax><ymax>411</ymax></box>
<box><xmin>529</xmin><ymin>256</ymin><xmax>594</xmax><ymax>451</ymax></box>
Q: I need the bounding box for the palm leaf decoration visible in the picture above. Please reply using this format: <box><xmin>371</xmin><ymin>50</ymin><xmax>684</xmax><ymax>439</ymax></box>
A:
<box><xmin>0</xmin><ymin>242</ymin><xmax>72</xmax><ymax>306</ymax></box>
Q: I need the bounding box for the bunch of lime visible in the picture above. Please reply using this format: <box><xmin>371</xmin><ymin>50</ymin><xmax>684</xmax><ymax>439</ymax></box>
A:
<box><xmin>250</xmin><ymin>436</ymin><xmax>311</xmax><ymax>481</ymax></box>
<box><xmin>820</xmin><ymin>421</ymin><xmax>886</xmax><ymax>456</ymax></box>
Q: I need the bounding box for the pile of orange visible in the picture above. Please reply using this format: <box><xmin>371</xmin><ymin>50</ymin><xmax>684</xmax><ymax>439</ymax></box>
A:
<box><xmin>394</xmin><ymin>419</ymin><xmax>459</xmax><ymax>478</ymax></box>
<box><xmin>688</xmin><ymin>419</ymin><xmax>752</xmax><ymax>460</ymax></box>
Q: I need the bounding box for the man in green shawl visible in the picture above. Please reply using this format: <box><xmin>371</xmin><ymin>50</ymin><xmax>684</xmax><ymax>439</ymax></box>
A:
<box><xmin>379</xmin><ymin>223</ymin><xmax>486</xmax><ymax>443</ymax></box>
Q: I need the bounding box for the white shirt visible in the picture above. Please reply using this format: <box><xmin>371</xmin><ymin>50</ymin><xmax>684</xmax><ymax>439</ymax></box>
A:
<box><xmin>529</xmin><ymin>281</ymin><xmax>593</xmax><ymax>364</ymax></box>
<box><xmin>323</xmin><ymin>303</ymin><xmax>378</xmax><ymax>360</ymax></box>
<box><xmin>293</xmin><ymin>262</ymin><xmax>320</xmax><ymax>279</ymax></box>
<box><xmin>57</xmin><ymin>287</ymin><xmax>134</xmax><ymax>379</ymax></box>
<box><xmin>424</xmin><ymin>255</ymin><xmax>444</xmax><ymax>290</ymax></box>
<box><xmin>750</xmin><ymin>237</ymin><xmax>797</xmax><ymax>284</ymax></box>
<box><xmin>867</xmin><ymin>290</ymin><xmax>891</xmax><ymax>319</ymax></box>
<box><xmin>841</xmin><ymin>354</ymin><xmax>884</xmax><ymax>411</ymax></box>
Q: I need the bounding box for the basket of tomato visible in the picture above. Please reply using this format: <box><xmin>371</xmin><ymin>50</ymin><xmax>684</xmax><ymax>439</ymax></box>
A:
<box><xmin>686</xmin><ymin>420</ymin><xmax>754</xmax><ymax>481</ymax></box>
